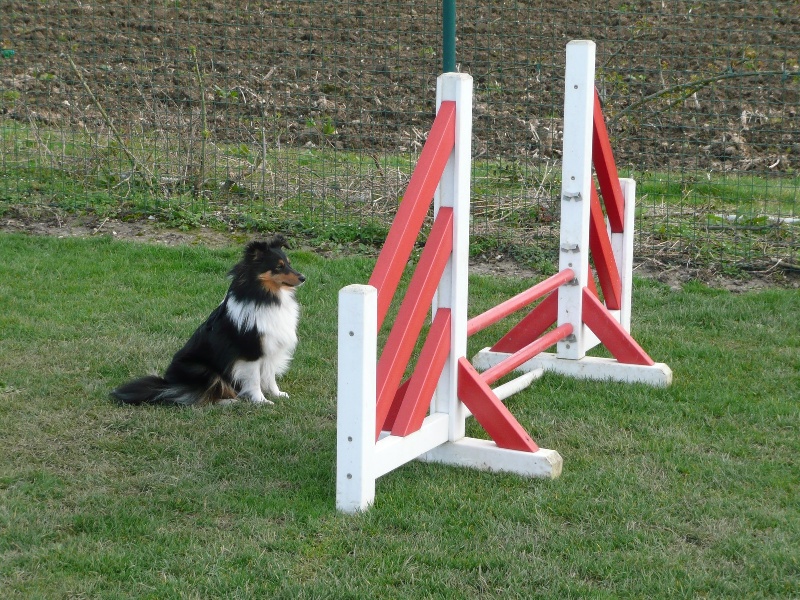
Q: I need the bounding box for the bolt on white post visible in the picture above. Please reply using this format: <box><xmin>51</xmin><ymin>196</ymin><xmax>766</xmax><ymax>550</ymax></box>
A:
<box><xmin>336</xmin><ymin>284</ymin><xmax>378</xmax><ymax>514</ymax></box>
<box><xmin>557</xmin><ymin>40</ymin><xmax>596</xmax><ymax>360</ymax></box>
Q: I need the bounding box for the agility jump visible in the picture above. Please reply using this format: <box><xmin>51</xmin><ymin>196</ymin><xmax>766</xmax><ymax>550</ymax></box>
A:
<box><xmin>336</xmin><ymin>40</ymin><xmax>672</xmax><ymax>513</ymax></box>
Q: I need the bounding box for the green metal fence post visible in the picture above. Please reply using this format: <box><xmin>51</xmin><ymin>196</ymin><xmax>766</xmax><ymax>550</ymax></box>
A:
<box><xmin>442</xmin><ymin>0</ymin><xmax>456</xmax><ymax>73</ymax></box>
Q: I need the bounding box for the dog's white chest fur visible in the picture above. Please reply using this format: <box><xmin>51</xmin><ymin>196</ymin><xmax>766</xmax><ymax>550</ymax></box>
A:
<box><xmin>226</xmin><ymin>292</ymin><xmax>299</xmax><ymax>348</ymax></box>
<box><xmin>226</xmin><ymin>291</ymin><xmax>300</xmax><ymax>401</ymax></box>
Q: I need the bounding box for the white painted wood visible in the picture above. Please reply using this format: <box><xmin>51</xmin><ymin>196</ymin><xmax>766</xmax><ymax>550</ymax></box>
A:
<box><xmin>335</xmin><ymin>74</ymin><xmax>481</xmax><ymax>514</ymax></box>
<box><xmin>433</xmin><ymin>73</ymin><xmax>473</xmax><ymax>442</ymax></box>
<box><xmin>492</xmin><ymin>368</ymin><xmax>545</xmax><ymax>401</ymax></box>
<box><xmin>583</xmin><ymin>294</ymin><xmax>619</xmax><ymax>342</ymax></box>
<box><xmin>615</xmin><ymin>178</ymin><xmax>636</xmax><ymax>332</ymax></box>
<box><xmin>583</xmin><ymin>327</ymin><xmax>602</xmax><ymax>351</ymax></box>
<box><xmin>373</xmin><ymin>414</ymin><xmax>450</xmax><ymax>478</ymax></box>
<box><xmin>336</xmin><ymin>284</ymin><xmax>378</xmax><ymax>513</ymax></box>
<box><xmin>557</xmin><ymin>40</ymin><xmax>596</xmax><ymax>360</ymax></box>
<box><xmin>473</xmin><ymin>348</ymin><xmax>673</xmax><ymax>387</ymax></box>
<box><xmin>419</xmin><ymin>438</ymin><xmax>563</xmax><ymax>479</ymax></box>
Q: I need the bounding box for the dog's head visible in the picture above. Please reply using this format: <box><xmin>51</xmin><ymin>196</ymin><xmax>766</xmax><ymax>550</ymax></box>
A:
<box><xmin>232</xmin><ymin>235</ymin><xmax>306</xmax><ymax>295</ymax></box>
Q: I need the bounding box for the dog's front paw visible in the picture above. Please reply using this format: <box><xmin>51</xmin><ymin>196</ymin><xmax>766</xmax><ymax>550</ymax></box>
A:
<box><xmin>239</xmin><ymin>392</ymin><xmax>275</xmax><ymax>405</ymax></box>
<box><xmin>216</xmin><ymin>397</ymin><xmax>240</xmax><ymax>407</ymax></box>
<box><xmin>263</xmin><ymin>384</ymin><xmax>289</xmax><ymax>399</ymax></box>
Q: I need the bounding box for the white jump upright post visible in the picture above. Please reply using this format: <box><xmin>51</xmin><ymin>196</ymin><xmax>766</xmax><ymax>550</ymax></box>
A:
<box><xmin>557</xmin><ymin>40</ymin><xmax>596</xmax><ymax>361</ymax></box>
<box><xmin>336</xmin><ymin>285</ymin><xmax>378</xmax><ymax>513</ymax></box>
<box><xmin>615</xmin><ymin>178</ymin><xmax>636</xmax><ymax>332</ymax></box>
<box><xmin>429</xmin><ymin>73</ymin><xmax>471</xmax><ymax>447</ymax></box>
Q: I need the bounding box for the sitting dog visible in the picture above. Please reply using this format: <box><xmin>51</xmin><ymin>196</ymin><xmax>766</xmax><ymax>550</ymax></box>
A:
<box><xmin>112</xmin><ymin>235</ymin><xmax>305</xmax><ymax>406</ymax></box>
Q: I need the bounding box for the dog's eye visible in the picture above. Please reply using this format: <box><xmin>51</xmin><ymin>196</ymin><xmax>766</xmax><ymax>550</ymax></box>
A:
<box><xmin>277</xmin><ymin>260</ymin><xmax>285</xmax><ymax>269</ymax></box>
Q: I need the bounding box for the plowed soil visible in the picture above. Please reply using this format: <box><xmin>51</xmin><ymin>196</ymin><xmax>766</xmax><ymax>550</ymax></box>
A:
<box><xmin>3</xmin><ymin>1</ymin><xmax>799</xmax><ymax>169</ymax></box>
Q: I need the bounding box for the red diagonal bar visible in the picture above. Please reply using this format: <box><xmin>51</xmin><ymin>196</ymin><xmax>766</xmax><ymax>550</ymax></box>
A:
<box><xmin>480</xmin><ymin>324</ymin><xmax>573</xmax><ymax>386</ymax></box>
<box><xmin>369</xmin><ymin>101</ymin><xmax>456</xmax><ymax>328</ymax></box>
<box><xmin>391</xmin><ymin>308</ymin><xmax>451</xmax><ymax>436</ymax></box>
<box><xmin>589</xmin><ymin>186</ymin><xmax>622</xmax><ymax>310</ymax></box>
<box><xmin>491</xmin><ymin>291</ymin><xmax>558</xmax><ymax>353</ymax></box>
<box><xmin>467</xmin><ymin>268</ymin><xmax>574</xmax><ymax>337</ymax></box>
<box><xmin>587</xmin><ymin>265</ymin><xmax>600</xmax><ymax>298</ymax></box>
<box><xmin>592</xmin><ymin>89</ymin><xmax>625</xmax><ymax>233</ymax></box>
<box><xmin>383</xmin><ymin>379</ymin><xmax>410</xmax><ymax>432</ymax></box>
<box><xmin>375</xmin><ymin>208</ymin><xmax>454</xmax><ymax>436</ymax></box>
<box><xmin>581</xmin><ymin>288</ymin><xmax>654</xmax><ymax>365</ymax></box>
<box><xmin>457</xmin><ymin>358</ymin><xmax>539</xmax><ymax>452</ymax></box>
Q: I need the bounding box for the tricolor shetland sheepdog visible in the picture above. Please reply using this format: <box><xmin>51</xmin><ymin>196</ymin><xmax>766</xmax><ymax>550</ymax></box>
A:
<box><xmin>112</xmin><ymin>235</ymin><xmax>305</xmax><ymax>406</ymax></box>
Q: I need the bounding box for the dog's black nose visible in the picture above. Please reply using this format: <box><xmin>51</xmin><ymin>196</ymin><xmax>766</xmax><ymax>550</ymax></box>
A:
<box><xmin>299</xmin><ymin>274</ymin><xmax>306</xmax><ymax>283</ymax></box>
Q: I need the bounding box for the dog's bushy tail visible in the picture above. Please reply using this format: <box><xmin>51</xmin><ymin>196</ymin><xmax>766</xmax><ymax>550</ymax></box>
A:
<box><xmin>111</xmin><ymin>375</ymin><xmax>205</xmax><ymax>406</ymax></box>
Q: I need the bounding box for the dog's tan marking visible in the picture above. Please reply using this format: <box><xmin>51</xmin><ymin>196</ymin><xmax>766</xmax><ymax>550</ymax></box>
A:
<box><xmin>259</xmin><ymin>271</ymin><xmax>302</xmax><ymax>291</ymax></box>
<box><xmin>274</xmin><ymin>272</ymin><xmax>304</xmax><ymax>288</ymax></box>
<box><xmin>258</xmin><ymin>271</ymin><xmax>283</xmax><ymax>293</ymax></box>
<box><xmin>202</xmin><ymin>377</ymin><xmax>238</xmax><ymax>406</ymax></box>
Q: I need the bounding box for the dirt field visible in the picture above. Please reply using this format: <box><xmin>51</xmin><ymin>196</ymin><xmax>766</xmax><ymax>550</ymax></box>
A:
<box><xmin>3</xmin><ymin>0</ymin><xmax>799</xmax><ymax>170</ymax></box>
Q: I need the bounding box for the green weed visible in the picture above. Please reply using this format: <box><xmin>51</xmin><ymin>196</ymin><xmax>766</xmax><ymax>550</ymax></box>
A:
<box><xmin>1</xmin><ymin>118</ymin><xmax>797</xmax><ymax>275</ymax></box>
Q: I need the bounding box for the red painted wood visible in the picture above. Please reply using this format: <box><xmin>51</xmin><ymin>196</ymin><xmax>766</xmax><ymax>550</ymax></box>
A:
<box><xmin>581</xmin><ymin>288</ymin><xmax>654</xmax><ymax>365</ymax></box>
<box><xmin>587</xmin><ymin>265</ymin><xmax>599</xmax><ymax>298</ymax></box>
<box><xmin>375</xmin><ymin>208</ymin><xmax>454</xmax><ymax>436</ymax></box>
<box><xmin>382</xmin><ymin>379</ymin><xmax>409</xmax><ymax>432</ymax></box>
<box><xmin>480</xmin><ymin>324</ymin><xmax>574</xmax><ymax>386</ymax></box>
<box><xmin>592</xmin><ymin>90</ymin><xmax>625</xmax><ymax>233</ymax></box>
<box><xmin>491</xmin><ymin>291</ymin><xmax>558</xmax><ymax>353</ymax></box>
<box><xmin>466</xmin><ymin>268</ymin><xmax>575</xmax><ymax>337</ymax></box>
<box><xmin>391</xmin><ymin>308</ymin><xmax>452</xmax><ymax>436</ymax></box>
<box><xmin>589</xmin><ymin>186</ymin><xmax>622</xmax><ymax>310</ymax></box>
<box><xmin>457</xmin><ymin>358</ymin><xmax>539</xmax><ymax>452</ymax></box>
<box><xmin>369</xmin><ymin>101</ymin><xmax>456</xmax><ymax>328</ymax></box>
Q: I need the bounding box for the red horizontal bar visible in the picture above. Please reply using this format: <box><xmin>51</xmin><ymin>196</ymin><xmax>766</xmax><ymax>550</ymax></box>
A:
<box><xmin>457</xmin><ymin>358</ymin><xmax>539</xmax><ymax>452</ymax></box>
<box><xmin>581</xmin><ymin>288</ymin><xmax>654</xmax><ymax>366</ymax></box>
<box><xmin>391</xmin><ymin>308</ymin><xmax>452</xmax><ymax>437</ymax></box>
<box><xmin>592</xmin><ymin>89</ymin><xmax>625</xmax><ymax>233</ymax></box>
<box><xmin>481</xmin><ymin>323</ymin><xmax>574</xmax><ymax>386</ymax></box>
<box><xmin>589</xmin><ymin>186</ymin><xmax>622</xmax><ymax>310</ymax></box>
<box><xmin>369</xmin><ymin>101</ymin><xmax>456</xmax><ymax>328</ymax></box>
<box><xmin>375</xmin><ymin>208</ymin><xmax>454</xmax><ymax>437</ymax></box>
<box><xmin>491</xmin><ymin>291</ymin><xmax>558</xmax><ymax>353</ymax></box>
<box><xmin>467</xmin><ymin>268</ymin><xmax>575</xmax><ymax>337</ymax></box>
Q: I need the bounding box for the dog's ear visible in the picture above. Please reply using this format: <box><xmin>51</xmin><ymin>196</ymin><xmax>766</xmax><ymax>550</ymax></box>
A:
<box><xmin>266</xmin><ymin>234</ymin><xmax>289</xmax><ymax>249</ymax></box>
<box><xmin>244</xmin><ymin>240</ymin><xmax>268</xmax><ymax>262</ymax></box>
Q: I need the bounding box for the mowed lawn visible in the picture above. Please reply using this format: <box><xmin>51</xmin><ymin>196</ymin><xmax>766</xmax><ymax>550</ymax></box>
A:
<box><xmin>0</xmin><ymin>233</ymin><xmax>797</xmax><ymax>599</ymax></box>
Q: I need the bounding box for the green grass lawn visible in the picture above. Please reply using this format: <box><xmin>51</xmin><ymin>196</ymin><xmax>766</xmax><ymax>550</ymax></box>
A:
<box><xmin>1</xmin><ymin>233</ymin><xmax>798</xmax><ymax>598</ymax></box>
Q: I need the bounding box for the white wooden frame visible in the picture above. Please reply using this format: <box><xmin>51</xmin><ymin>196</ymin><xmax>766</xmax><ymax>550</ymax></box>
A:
<box><xmin>336</xmin><ymin>73</ymin><xmax>562</xmax><ymax>514</ymax></box>
<box><xmin>473</xmin><ymin>41</ymin><xmax>671</xmax><ymax>388</ymax></box>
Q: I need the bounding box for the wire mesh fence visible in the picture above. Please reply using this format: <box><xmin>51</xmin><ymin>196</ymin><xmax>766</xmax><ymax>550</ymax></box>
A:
<box><xmin>1</xmin><ymin>0</ymin><xmax>798</xmax><ymax>277</ymax></box>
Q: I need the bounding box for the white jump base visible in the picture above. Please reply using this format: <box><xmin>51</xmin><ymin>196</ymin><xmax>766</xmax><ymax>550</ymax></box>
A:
<box><xmin>419</xmin><ymin>438</ymin><xmax>563</xmax><ymax>479</ymax></box>
<box><xmin>473</xmin><ymin>350</ymin><xmax>672</xmax><ymax>388</ymax></box>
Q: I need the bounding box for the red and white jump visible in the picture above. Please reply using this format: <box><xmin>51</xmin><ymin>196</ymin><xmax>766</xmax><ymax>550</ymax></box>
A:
<box><xmin>336</xmin><ymin>41</ymin><xmax>671</xmax><ymax>513</ymax></box>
